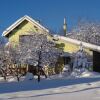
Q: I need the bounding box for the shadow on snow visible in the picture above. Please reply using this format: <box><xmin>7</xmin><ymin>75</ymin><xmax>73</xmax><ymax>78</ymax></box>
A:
<box><xmin>0</xmin><ymin>76</ymin><xmax>100</xmax><ymax>94</ymax></box>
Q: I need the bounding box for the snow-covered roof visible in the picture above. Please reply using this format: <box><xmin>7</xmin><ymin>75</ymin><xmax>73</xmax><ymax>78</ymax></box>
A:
<box><xmin>58</xmin><ymin>36</ymin><xmax>100</xmax><ymax>52</ymax></box>
<box><xmin>2</xmin><ymin>15</ymin><xmax>49</xmax><ymax>37</ymax></box>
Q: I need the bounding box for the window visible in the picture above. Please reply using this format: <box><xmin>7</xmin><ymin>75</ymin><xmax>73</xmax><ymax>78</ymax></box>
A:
<box><xmin>34</xmin><ymin>26</ymin><xmax>38</xmax><ymax>31</ymax></box>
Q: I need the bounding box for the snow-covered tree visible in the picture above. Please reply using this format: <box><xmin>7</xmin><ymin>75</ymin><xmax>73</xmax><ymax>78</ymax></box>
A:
<box><xmin>71</xmin><ymin>43</ymin><xmax>90</xmax><ymax>77</ymax></box>
<box><xmin>0</xmin><ymin>37</ymin><xmax>10</xmax><ymax>80</ymax></box>
<box><xmin>0</xmin><ymin>33</ymin><xmax>62</xmax><ymax>82</ymax></box>
<box><xmin>74</xmin><ymin>43</ymin><xmax>88</xmax><ymax>67</ymax></box>
<box><xmin>14</xmin><ymin>33</ymin><xmax>62</xmax><ymax>82</ymax></box>
<box><xmin>69</xmin><ymin>21</ymin><xmax>100</xmax><ymax>45</ymax></box>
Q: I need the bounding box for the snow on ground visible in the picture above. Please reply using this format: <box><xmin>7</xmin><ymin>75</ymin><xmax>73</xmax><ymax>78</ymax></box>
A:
<box><xmin>0</xmin><ymin>71</ymin><xmax>100</xmax><ymax>100</ymax></box>
<box><xmin>71</xmin><ymin>69</ymin><xmax>100</xmax><ymax>78</ymax></box>
<box><xmin>50</xmin><ymin>69</ymin><xmax>100</xmax><ymax>79</ymax></box>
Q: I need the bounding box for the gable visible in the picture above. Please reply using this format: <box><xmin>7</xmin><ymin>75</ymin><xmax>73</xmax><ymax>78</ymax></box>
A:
<box><xmin>2</xmin><ymin>15</ymin><xmax>49</xmax><ymax>37</ymax></box>
<box><xmin>7</xmin><ymin>19</ymin><xmax>49</xmax><ymax>43</ymax></box>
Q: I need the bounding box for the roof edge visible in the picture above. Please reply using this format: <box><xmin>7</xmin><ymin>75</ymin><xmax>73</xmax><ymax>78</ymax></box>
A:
<box><xmin>58</xmin><ymin>35</ymin><xmax>100</xmax><ymax>52</ymax></box>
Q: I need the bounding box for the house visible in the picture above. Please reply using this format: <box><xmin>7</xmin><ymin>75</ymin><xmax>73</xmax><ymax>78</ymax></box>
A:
<box><xmin>2</xmin><ymin>15</ymin><xmax>49</xmax><ymax>44</ymax></box>
<box><xmin>2</xmin><ymin>16</ymin><xmax>100</xmax><ymax>73</ymax></box>
<box><xmin>2</xmin><ymin>15</ymin><xmax>52</xmax><ymax>76</ymax></box>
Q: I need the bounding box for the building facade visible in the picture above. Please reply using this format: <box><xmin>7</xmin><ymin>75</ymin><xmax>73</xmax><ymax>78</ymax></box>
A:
<box><xmin>2</xmin><ymin>15</ymin><xmax>100</xmax><ymax>73</ymax></box>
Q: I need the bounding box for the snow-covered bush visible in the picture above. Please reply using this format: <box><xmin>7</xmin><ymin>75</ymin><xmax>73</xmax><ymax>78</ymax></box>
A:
<box><xmin>71</xmin><ymin>43</ymin><xmax>92</xmax><ymax>77</ymax></box>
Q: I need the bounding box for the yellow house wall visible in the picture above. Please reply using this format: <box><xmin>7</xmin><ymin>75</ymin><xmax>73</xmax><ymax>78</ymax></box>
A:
<box><xmin>8</xmin><ymin>20</ymin><xmax>47</xmax><ymax>43</ymax></box>
<box><xmin>56</xmin><ymin>39</ymin><xmax>92</xmax><ymax>55</ymax></box>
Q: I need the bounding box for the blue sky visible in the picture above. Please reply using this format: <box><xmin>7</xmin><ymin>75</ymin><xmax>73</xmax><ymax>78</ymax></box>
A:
<box><xmin>0</xmin><ymin>0</ymin><xmax>100</xmax><ymax>34</ymax></box>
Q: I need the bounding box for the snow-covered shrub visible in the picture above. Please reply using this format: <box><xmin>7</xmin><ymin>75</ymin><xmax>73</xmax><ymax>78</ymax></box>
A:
<box><xmin>71</xmin><ymin>43</ymin><xmax>92</xmax><ymax>77</ymax></box>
